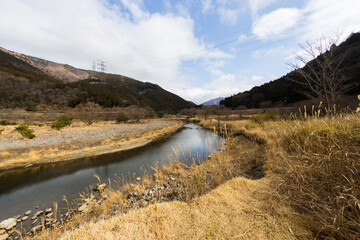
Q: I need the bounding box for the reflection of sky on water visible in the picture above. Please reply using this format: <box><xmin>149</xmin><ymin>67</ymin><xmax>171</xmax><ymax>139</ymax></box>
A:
<box><xmin>0</xmin><ymin>124</ymin><xmax>223</xmax><ymax>220</ymax></box>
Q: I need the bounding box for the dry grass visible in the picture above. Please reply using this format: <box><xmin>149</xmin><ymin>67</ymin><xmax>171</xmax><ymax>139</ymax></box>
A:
<box><xmin>13</xmin><ymin>111</ymin><xmax>360</xmax><ymax>239</ymax></box>
<box><xmin>267</xmin><ymin>114</ymin><xmax>360</xmax><ymax>239</ymax></box>
<box><xmin>25</xmin><ymin>117</ymin><xmax>307</xmax><ymax>240</ymax></box>
<box><xmin>201</xmin><ymin>113</ymin><xmax>360</xmax><ymax>239</ymax></box>
<box><xmin>57</xmin><ymin>177</ymin><xmax>308</xmax><ymax>240</ymax></box>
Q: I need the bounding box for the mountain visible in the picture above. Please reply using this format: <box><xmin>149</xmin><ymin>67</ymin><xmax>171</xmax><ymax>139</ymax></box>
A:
<box><xmin>221</xmin><ymin>32</ymin><xmax>360</xmax><ymax>109</ymax></box>
<box><xmin>201</xmin><ymin>97</ymin><xmax>224</xmax><ymax>106</ymax></box>
<box><xmin>0</xmin><ymin>47</ymin><xmax>195</xmax><ymax>113</ymax></box>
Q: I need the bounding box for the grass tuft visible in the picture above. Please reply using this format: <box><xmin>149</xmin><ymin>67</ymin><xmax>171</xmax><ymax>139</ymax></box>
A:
<box><xmin>0</xmin><ymin>119</ymin><xmax>17</xmax><ymax>125</ymax></box>
<box><xmin>14</xmin><ymin>124</ymin><xmax>36</xmax><ymax>139</ymax></box>
<box><xmin>51</xmin><ymin>115</ymin><xmax>72</xmax><ymax>130</ymax></box>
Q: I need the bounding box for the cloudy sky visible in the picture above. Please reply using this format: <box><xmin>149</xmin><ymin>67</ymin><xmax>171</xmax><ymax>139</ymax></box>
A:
<box><xmin>0</xmin><ymin>0</ymin><xmax>359</xmax><ymax>104</ymax></box>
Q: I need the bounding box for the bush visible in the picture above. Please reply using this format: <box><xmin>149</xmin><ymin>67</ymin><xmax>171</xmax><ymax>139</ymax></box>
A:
<box><xmin>51</xmin><ymin>115</ymin><xmax>72</xmax><ymax>130</ymax></box>
<box><xmin>251</xmin><ymin>110</ymin><xmax>279</xmax><ymax>124</ymax></box>
<box><xmin>14</xmin><ymin>124</ymin><xmax>35</xmax><ymax>139</ymax></box>
<box><xmin>116</xmin><ymin>112</ymin><xmax>129</xmax><ymax>123</ymax></box>
<box><xmin>0</xmin><ymin>128</ymin><xmax>4</xmax><ymax>134</ymax></box>
<box><xmin>0</xmin><ymin>120</ymin><xmax>17</xmax><ymax>125</ymax></box>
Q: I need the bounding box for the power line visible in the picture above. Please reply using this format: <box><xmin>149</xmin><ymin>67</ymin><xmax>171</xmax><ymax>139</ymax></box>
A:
<box><xmin>106</xmin><ymin>1</ymin><xmax>352</xmax><ymax>71</ymax></box>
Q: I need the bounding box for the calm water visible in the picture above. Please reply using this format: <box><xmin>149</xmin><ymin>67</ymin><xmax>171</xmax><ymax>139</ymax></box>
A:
<box><xmin>0</xmin><ymin>124</ymin><xmax>223</xmax><ymax>221</ymax></box>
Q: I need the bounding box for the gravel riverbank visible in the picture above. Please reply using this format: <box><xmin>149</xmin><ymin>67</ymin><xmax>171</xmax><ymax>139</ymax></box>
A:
<box><xmin>0</xmin><ymin>119</ymin><xmax>182</xmax><ymax>170</ymax></box>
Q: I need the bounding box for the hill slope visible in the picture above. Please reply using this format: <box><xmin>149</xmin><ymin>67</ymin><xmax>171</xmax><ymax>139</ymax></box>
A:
<box><xmin>201</xmin><ymin>97</ymin><xmax>224</xmax><ymax>106</ymax></box>
<box><xmin>0</xmin><ymin>48</ymin><xmax>195</xmax><ymax>113</ymax></box>
<box><xmin>221</xmin><ymin>33</ymin><xmax>360</xmax><ymax>109</ymax></box>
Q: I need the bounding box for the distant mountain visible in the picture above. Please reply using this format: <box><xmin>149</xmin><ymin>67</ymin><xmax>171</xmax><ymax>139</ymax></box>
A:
<box><xmin>221</xmin><ymin>32</ymin><xmax>360</xmax><ymax>109</ymax></box>
<box><xmin>0</xmin><ymin>47</ymin><xmax>195</xmax><ymax>113</ymax></box>
<box><xmin>201</xmin><ymin>97</ymin><xmax>224</xmax><ymax>106</ymax></box>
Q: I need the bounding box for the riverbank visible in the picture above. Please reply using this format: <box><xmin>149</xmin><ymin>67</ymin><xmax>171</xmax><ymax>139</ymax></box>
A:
<box><xmin>0</xmin><ymin>119</ymin><xmax>182</xmax><ymax>171</ymax></box>
<box><xmin>15</xmin><ymin>117</ymin><xmax>309</xmax><ymax>239</ymax></box>
<box><xmin>3</xmin><ymin>113</ymin><xmax>358</xmax><ymax>239</ymax></box>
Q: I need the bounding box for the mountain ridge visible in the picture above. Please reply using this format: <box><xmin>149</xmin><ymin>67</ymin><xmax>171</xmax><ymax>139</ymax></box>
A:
<box><xmin>201</xmin><ymin>97</ymin><xmax>224</xmax><ymax>106</ymax></box>
<box><xmin>0</xmin><ymin>47</ymin><xmax>195</xmax><ymax>113</ymax></box>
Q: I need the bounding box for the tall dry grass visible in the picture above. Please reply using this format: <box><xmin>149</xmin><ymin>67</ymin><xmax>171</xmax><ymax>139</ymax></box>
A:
<box><xmin>268</xmin><ymin>114</ymin><xmax>360</xmax><ymax>239</ymax></box>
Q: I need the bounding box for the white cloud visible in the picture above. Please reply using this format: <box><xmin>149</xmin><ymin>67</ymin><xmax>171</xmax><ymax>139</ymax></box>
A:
<box><xmin>252</xmin><ymin>0</ymin><xmax>360</xmax><ymax>43</ymax></box>
<box><xmin>218</xmin><ymin>7</ymin><xmax>239</xmax><ymax>25</ymax></box>
<box><xmin>252</xmin><ymin>8</ymin><xmax>303</xmax><ymax>39</ymax></box>
<box><xmin>247</xmin><ymin>0</ymin><xmax>278</xmax><ymax>16</ymax></box>
<box><xmin>251</xmin><ymin>75</ymin><xmax>263</xmax><ymax>82</ymax></box>
<box><xmin>215</xmin><ymin>0</ymin><xmax>244</xmax><ymax>26</ymax></box>
<box><xmin>201</xmin><ymin>0</ymin><xmax>213</xmax><ymax>14</ymax></box>
<box><xmin>300</xmin><ymin>0</ymin><xmax>360</xmax><ymax>43</ymax></box>
<box><xmin>119</xmin><ymin>0</ymin><xmax>149</xmax><ymax>21</ymax></box>
<box><xmin>253</xmin><ymin>46</ymin><xmax>285</xmax><ymax>58</ymax></box>
<box><xmin>178</xmin><ymin>70</ymin><xmax>253</xmax><ymax>104</ymax></box>
<box><xmin>238</xmin><ymin>34</ymin><xmax>248</xmax><ymax>42</ymax></box>
<box><xmin>0</xmin><ymin>0</ymin><xmax>229</xmax><ymax>102</ymax></box>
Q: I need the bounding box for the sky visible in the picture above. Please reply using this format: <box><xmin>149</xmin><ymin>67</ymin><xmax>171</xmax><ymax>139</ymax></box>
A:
<box><xmin>0</xmin><ymin>0</ymin><xmax>359</xmax><ymax>104</ymax></box>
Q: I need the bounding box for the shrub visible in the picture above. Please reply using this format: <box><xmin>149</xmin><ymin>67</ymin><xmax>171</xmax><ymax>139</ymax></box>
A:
<box><xmin>51</xmin><ymin>115</ymin><xmax>72</xmax><ymax>130</ymax></box>
<box><xmin>251</xmin><ymin>110</ymin><xmax>279</xmax><ymax>124</ymax></box>
<box><xmin>0</xmin><ymin>128</ymin><xmax>4</xmax><ymax>134</ymax></box>
<box><xmin>15</xmin><ymin>124</ymin><xmax>35</xmax><ymax>139</ymax></box>
<box><xmin>0</xmin><ymin>120</ymin><xmax>17</xmax><ymax>125</ymax></box>
<box><xmin>116</xmin><ymin>112</ymin><xmax>129</xmax><ymax>123</ymax></box>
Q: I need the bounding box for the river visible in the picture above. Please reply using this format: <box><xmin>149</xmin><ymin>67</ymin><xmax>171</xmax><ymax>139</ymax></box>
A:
<box><xmin>0</xmin><ymin>124</ymin><xmax>224</xmax><ymax>222</ymax></box>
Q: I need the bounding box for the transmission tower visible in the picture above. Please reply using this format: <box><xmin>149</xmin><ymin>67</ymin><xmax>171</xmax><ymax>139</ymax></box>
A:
<box><xmin>97</xmin><ymin>60</ymin><xmax>106</xmax><ymax>73</ymax></box>
<box><xmin>91</xmin><ymin>61</ymin><xmax>97</xmax><ymax>71</ymax></box>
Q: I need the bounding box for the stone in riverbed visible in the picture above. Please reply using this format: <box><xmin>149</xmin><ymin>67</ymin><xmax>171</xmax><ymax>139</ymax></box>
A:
<box><xmin>136</xmin><ymin>177</ymin><xmax>141</xmax><ymax>181</ymax></box>
<box><xmin>0</xmin><ymin>218</ymin><xmax>17</xmax><ymax>231</ymax></box>
<box><xmin>31</xmin><ymin>225</ymin><xmax>42</xmax><ymax>233</ymax></box>
<box><xmin>0</xmin><ymin>232</ymin><xmax>9</xmax><ymax>240</ymax></box>
<box><xmin>46</xmin><ymin>213</ymin><xmax>53</xmax><ymax>218</ymax></box>
<box><xmin>45</xmin><ymin>208</ymin><xmax>52</xmax><ymax>214</ymax></box>
<box><xmin>92</xmin><ymin>183</ymin><xmax>107</xmax><ymax>193</ymax></box>
<box><xmin>31</xmin><ymin>210</ymin><xmax>43</xmax><ymax>220</ymax></box>
<box><xmin>21</xmin><ymin>216</ymin><xmax>29</xmax><ymax>221</ymax></box>
<box><xmin>137</xmin><ymin>199</ymin><xmax>148</xmax><ymax>208</ymax></box>
<box><xmin>25</xmin><ymin>210</ymin><xmax>32</xmax><ymax>216</ymax></box>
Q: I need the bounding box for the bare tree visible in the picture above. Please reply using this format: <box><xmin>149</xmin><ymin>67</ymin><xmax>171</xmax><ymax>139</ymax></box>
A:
<box><xmin>76</xmin><ymin>102</ymin><xmax>102</xmax><ymax>125</ymax></box>
<box><xmin>289</xmin><ymin>34</ymin><xmax>355</xmax><ymax>113</ymax></box>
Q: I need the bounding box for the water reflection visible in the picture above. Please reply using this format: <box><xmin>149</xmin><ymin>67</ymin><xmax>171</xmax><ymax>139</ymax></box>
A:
<box><xmin>0</xmin><ymin>124</ymin><xmax>223</xmax><ymax>220</ymax></box>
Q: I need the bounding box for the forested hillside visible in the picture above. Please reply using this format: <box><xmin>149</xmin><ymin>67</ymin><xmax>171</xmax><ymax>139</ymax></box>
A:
<box><xmin>0</xmin><ymin>48</ymin><xmax>195</xmax><ymax>113</ymax></box>
<box><xmin>222</xmin><ymin>33</ymin><xmax>360</xmax><ymax>109</ymax></box>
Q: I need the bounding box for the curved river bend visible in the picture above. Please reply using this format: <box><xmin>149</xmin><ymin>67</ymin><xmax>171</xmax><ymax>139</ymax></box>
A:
<box><xmin>0</xmin><ymin>124</ymin><xmax>224</xmax><ymax>221</ymax></box>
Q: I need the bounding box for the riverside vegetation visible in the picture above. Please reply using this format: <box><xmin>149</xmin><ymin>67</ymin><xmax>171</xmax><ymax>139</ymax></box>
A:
<box><xmin>3</xmin><ymin>102</ymin><xmax>357</xmax><ymax>239</ymax></box>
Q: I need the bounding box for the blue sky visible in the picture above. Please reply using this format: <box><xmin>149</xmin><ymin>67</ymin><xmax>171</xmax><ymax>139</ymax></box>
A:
<box><xmin>0</xmin><ymin>0</ymin><xmax>359</xmax><ymax>103</ymax></box>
